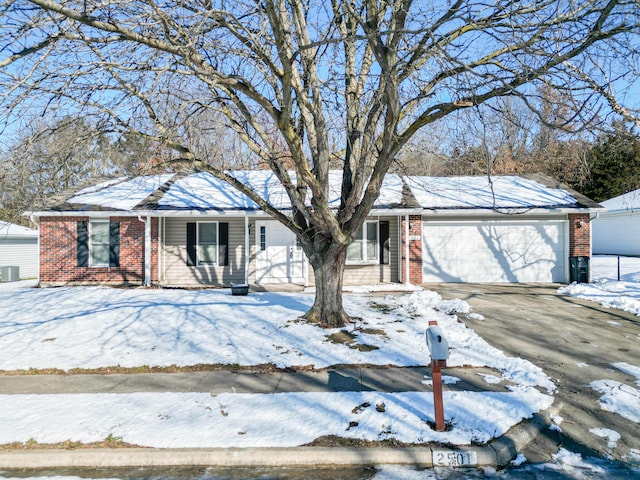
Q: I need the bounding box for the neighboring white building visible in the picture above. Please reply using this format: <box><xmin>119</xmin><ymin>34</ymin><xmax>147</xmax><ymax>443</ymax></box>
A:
<box><xmin>0</xmin><ymin>222</ymin><xmax>39</xmax><ymax>279</ymax></box>
<box><xmin>592</xmin><ymin>189</ymin><xmax>640</xmax><ymax>256</ymax></box>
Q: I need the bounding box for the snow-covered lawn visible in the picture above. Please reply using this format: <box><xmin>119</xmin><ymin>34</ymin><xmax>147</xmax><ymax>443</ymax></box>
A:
<box><xmin>0</xmin><ymin>282</ymin><xmax>553</xmax><ymax>448</ymax></box>
<box><xmin>1</xmin><ymin>389</ymin><xmax>552</xmax><ymax>448</ymax></box>
<box><xmin>560</xmin><ymin>255</ymin><xmax>640</xmax><ymax>316</ymax></box>
<box><xmin>0</xmin><ymin>283</ymin><xmax>553</xmax><ymax>392</ymax></box>
<box><xmin>0</xmin><ymin>255</ymin><xmax>638</xmax><ymax>455</ymax></box>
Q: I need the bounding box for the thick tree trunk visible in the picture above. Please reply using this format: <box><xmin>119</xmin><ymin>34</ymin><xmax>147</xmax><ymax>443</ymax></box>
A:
<box><xmin>302</xmin><ymin>245</ymin><xmax>351</xmax><ymax>328</ymax></box>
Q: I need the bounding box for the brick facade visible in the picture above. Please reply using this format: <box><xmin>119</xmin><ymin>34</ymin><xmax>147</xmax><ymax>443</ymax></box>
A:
<box><xmin>38</xmin><ymin>212</ymin><xmax>591</xmax><ymax>286</ymax></box>
<box><xmin>39</xmin><ymin>216</ymin><xmax>158</xmax><ymax>285</ymax></box>
<box><xmin>568</xmin><ymin>213</ymin><xmax>591</xmax><ymax>257</ymax></box>
<box><xmin>401</xmin><ymin>215</ymin><xmax>423</xmax><ymax>285</ymax></box>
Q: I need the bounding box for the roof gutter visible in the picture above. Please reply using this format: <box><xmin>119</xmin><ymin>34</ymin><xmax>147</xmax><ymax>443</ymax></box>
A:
<box><xmin>24</xmin><ymin>209</ymin><xmax>264</xmax><ymax>218</ymax></box>
<box><xmin>26</xmin><ymin>207</ymin><xmax>425</xmax><ymax>218</ymax></box>
<box><xmin>25</xmin><ymin>205</ymin><xmax>603</xmax><ymax>219</ymax></box>
<box><xmin>419</xmin><ymin>206</ymin><xmax>605</xmax><ymax>217</ymax></box>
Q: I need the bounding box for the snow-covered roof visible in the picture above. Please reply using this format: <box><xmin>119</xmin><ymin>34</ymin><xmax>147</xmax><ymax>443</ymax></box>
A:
<box><xmin>145</xmin><ymin>170</ymin><xmax>403</xmax><ymax>211</ymax></box>
<box><xmin>159</xmin><ymin>172</ymin><xmax>257</xmax><ymax>210</ymax></box>
<box><xmin>600</xmin><ymin>189</ymin><xmax>640</xmax><ymax>213</ymax></box>
<box><xmin>69</xmin><ymin>174</ymin><xmax>175</xmax><ymax>210</ymax></box>
<box><xmin>0</xmin><ymin>222</ymin><xmax>38</xmax><ymax>238</ymax></box>
<box><xmin>405</xmin><ymin>175</ymin><xmax>579</xmax><ymax>210</ymax></box>
<box><xmin>32</xmin><ymin>170</ymin><xmax>597</xmax><ymax>215</ymax></box>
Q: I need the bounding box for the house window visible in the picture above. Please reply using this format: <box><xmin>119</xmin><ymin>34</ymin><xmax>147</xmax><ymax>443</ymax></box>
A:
<box><xmin>186</xmin><ymin>221</ymin><xmax>229</xmax><ymax>267</ymax></box>
<box><xmin>260</xmin><ymin>226</ymin><xmax>266</xmax><ymax>251</ymax></box>
<box><xmin>90</xmin><ymin>220</ymin><xmax>110</xmax><ymax>267</ymax></box>
<box><xmin>197</xmin><ymin>222</ymin><xmax>218</xmax><ymax>265</ymax></box>
<box><xmin>77</xmin><ymin>219</ymin><xmax>120</xmax><ymax>268</ymax></box>
<box><xmin>347</xmin><ymin>221</ymin><xmax>378</xmax><ymax>263</ymax></box>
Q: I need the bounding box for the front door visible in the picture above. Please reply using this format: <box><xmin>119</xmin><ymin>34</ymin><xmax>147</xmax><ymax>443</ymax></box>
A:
<box><xmin>255</xmin><ymin>221</ymin><xmax>305</xmax><ymax>283</ymax></box>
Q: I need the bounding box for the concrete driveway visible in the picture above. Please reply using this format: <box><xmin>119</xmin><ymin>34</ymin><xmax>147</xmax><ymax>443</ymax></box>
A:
<box><xmin>430</xmin><ymin>283</ymin><xmax>640</xmax><ymax>464</ymax></box>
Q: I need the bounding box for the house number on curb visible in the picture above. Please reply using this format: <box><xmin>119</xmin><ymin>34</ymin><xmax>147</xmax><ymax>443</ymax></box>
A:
<box><xmin>432</xmin><ymin>449</ymin><xmax>478</xmax><ymax>467</ymax></box>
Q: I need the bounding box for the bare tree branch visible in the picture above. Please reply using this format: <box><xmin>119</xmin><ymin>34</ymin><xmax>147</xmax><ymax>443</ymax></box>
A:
<box><xmin>1</xmin><ymin>0</ymin><xmax>638</xmax><ymax>326</ymax></box>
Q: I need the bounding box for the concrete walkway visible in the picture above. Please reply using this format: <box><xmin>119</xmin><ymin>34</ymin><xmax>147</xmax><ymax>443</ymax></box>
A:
<box><xmin>0</xmin><ymin>365</ymin><xmax>512</xmax><ymax>395</ymax></box>
<box><xmin>431</xmin><ymin>283</ymin><xmax>640</xmax><ymax>464</ymax></box>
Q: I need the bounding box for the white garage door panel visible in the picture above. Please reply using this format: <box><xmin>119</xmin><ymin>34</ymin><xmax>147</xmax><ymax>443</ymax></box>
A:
<box><xmin>422</xmin><ymin>221</ymin><xmax>566</xmax><ymax>283</ymax></box>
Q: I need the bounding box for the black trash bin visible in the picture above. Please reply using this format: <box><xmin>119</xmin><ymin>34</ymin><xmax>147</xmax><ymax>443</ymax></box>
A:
<box><xmin>570</xmin><ymin>256</ymin><xmax>589</xmax><ymax>283</ymax></box>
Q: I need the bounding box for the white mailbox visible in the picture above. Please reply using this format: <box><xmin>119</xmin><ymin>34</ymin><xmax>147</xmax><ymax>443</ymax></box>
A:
<box><xmin>426</xmin><ymin>325</ymin><xmax>449</xmax><ymax>361</ymax></box>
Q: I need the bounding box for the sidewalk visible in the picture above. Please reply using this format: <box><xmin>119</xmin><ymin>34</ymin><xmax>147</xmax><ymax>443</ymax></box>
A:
<box><xmin>0</xmin><ymin>365</ymin><xmax>513</xmax><ymax>395</ymax></box>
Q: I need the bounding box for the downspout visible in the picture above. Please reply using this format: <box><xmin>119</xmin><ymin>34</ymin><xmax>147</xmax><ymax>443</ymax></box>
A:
<box><xmin>589</xmin><ymin>213</ymin><xmax>599</xmax><ymax>257</ymax></box>
<box><xmin>138</xmin><ymin>216</ymin><xmax>151</xmax><ymax>287</ymax></box>
<box><xmin>404</xmin><ymin>214</ymin><xmax>410</xmax><ymax>284</ymax></box>
<box><xmin>244</xmin><ymin>213</ymin><xmax>250</xmax><ymax>285</ymax></box>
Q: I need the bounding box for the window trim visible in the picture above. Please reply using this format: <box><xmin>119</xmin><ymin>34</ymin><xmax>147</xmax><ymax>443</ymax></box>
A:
<box><xmin>259</xmin><ymin>225</ymin><xmax>266</xmax><ymax>251</ymax></box>
<box><xmin>346</xmin><ymin>220</ymin><xmax>379</xmax><ymax>265</ymax></box>
<box><xmin>196</xmin><ymin>221</ymin><xmax>219</xmax><ymax>266</ymax></box>
<box><xmin>89</xmin><ymin>219</ymin><xmax>111</xmax><ymax>267</ymax></box>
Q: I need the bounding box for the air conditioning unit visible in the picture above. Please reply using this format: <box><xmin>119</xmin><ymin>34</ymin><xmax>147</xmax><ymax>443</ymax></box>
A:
<box><xmin>0</xmin><ymin>266</ymin><xmax>19</xmax><ymax>282</ymax></box>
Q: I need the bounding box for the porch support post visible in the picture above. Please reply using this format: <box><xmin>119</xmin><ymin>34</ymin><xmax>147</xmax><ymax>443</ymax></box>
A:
<box><xmin>144</xmin><ymin>216</ymin><xmax>151</xmax><ymax>287</ymax></box>
<box><xmin>244</xmin><ymin>214</ymin><xmax>250</xmax><ymax>285</ymax></box>
<box><xmin>404</xmin><ymin>214</ymin><xmax>410</xmax><ymax>284</ymax></box>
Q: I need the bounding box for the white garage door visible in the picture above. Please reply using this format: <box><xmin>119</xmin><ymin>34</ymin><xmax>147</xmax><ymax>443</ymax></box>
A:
<box><xmin>422</xmin><ymin>220</ymin><xmax>567</xmax><ymax>283</ymax></box>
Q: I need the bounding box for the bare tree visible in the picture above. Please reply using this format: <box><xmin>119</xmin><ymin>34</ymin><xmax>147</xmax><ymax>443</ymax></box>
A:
<box><xmin>1</xmin><ymin>0</ymin><xmax>637</xmax><ymax>326</ymax></box>
<box><xmin>0</xmin><ymin>115</ymin><xmax>173</xmax><ymax>223</ymax></box>
<box><xmin>1</xmin><ymin>117</ymin><xmax>115</xmax><ymax>221</ymax></box>
<box><xmin>440</xmin><ymin>91</ymin><xmax>593</xmax><ymax>186</ymax></box>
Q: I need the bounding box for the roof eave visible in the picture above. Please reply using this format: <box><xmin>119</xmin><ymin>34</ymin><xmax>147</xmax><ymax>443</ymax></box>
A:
<box><xmin>26</xmin><ymin>203</ymin><xmax>605</xmax><ymax>218</ymax></box>
<box><xmin>25</xmin><ymin>208</ymin><xmax>264</xmax><ymax>218</ymax></box>
<box><xmin>420</xmin><ymin>206</ymin><xmax>605</xmax><ymax>216</ymax></box>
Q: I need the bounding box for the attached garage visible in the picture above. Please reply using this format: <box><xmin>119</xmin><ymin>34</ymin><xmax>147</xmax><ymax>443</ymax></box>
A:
<box><xmin>422</xmin><ymin>219</ymin><xmax>567</xmax><ymax>283</ymax></box>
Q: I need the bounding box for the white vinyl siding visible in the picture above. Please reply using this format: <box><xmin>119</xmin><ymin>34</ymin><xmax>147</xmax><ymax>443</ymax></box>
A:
<box><xmin>161</xmin><ymin>217</ymin><xmax>245</xmax><ymax>286</ymax></box>
<box><xmin>592</xmin><ymin>212</ymin><xmax>640</xmax><ymax>256</ymax></box>
<box><xmin>0</xmin><ymin>238</ymin><xmax>39</xmax><ymax>279</ymax></box>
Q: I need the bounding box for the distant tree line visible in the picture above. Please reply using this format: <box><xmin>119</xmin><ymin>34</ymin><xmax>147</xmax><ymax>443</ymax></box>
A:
<box><xmin>394</xmin><ymin>91</ymin><xmax>640</xmax><ymax>203</ymax></box>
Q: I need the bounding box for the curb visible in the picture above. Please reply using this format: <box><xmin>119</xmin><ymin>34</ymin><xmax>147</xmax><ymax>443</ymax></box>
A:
<box><xmin>489</xmin><ymin>401</ymin><xmax>563</xmax><ymax>467</ymax></box>
<box><xmin>0</xmin><ymin>446</ymin><xmax>498</xmax><ymax>469</ymax></box>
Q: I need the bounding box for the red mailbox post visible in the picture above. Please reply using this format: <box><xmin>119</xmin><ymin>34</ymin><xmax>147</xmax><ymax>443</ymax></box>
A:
<box><xmin>426</xmin><ymin>320</ymin><xmax>449</xmax><ymax>432</ymax></box>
